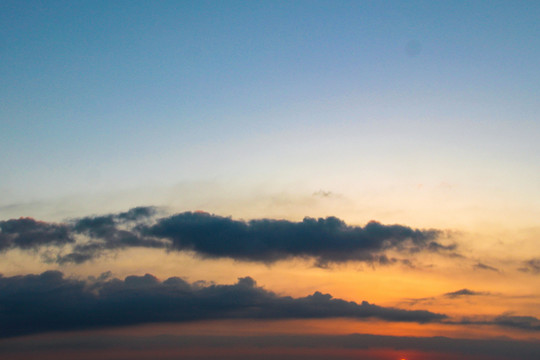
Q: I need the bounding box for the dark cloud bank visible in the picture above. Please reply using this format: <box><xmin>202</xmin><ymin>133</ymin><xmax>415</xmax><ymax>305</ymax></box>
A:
<box><xmin>0</xmin><ymin>206</ymin><xmax>454</xmax><ymax>266</ymax></box>
<box><xmin>0</xmin><ymin>271</ymin><xmax>446</xmax><ymax>338</ymax></box>
<box><xmin>1</xmin><ymin>271</ymin><xmax>537</xmax><ymax>339</ymax></box>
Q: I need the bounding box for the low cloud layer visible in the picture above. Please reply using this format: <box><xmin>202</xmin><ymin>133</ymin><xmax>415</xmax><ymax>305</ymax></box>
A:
<box><xmin>2</xmin><ymin>333</ymin><xmax>539</xmax><ymax>360</ymax></box>
<box><xmin>0</xmin><ymin>271</ymin><xmax>446</xmax><ymax>338</ymax></box>
<box><xmin>490</xmin><ymin>314</ymin><xmax>540</xmax><ymax>331</ymax></box>
<box><xmin>0</xmin><ymin>207</ymin><xmax>453</xmax><ymax>266</ymax></box>
<box><xmin>456</xmin><ymin>314</ymin><xmax>540</xmax><ymax>332</ymax></box>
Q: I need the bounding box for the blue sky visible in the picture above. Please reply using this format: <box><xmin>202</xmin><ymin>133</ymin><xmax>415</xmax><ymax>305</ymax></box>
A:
<box><xmin>1</xmin><ymin>0</ymin><xmax>539</xmax><ymax>228</ymax></box>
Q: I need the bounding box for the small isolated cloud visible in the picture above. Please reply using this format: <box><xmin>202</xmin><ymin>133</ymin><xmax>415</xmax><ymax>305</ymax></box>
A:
<box><xmin>405</xmin><ymin>288</ymin><xmax>491</xmax><ymax>305</ymax></box>
<box><xmin>0</xmin><ymin>271</ymin><xmax>447</xmax><ymax>338</ymax></box>
<box><xmin>0</xmin><ymin>207</ymin><xmax>454</xmax><ymax>266</ymax></box>
<box><xmin>444</xmin><ymin>289</ymin><xmax>489</xmax><ymax>298</ymax></box>
<box><xmin>312</xmin><ymin>190</ymin><xmax>337</xmax><ymax>198</ymax></box>
<box><xmin>473</xmin><ymin>263</ymin><xmax>500</xmax><ymax>272</ymax></box>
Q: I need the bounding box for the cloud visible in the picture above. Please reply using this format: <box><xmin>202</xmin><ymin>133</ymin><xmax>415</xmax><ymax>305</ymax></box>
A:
<box><xmin>444</xmin><ymin>289</ymin><xmax>489</xmax><ymax>298</ymax></box>
<box><xmin>0</xmin><ymin>207</ymin><xmax>453</xmax><ymax>266</ymax></box>
<box><xmin>492</xmin><ymin>314</ymin><xmax>540</xmax><ymax>331</ymax></box>
<box><xmin>312</xmin><ymin>190</ymin><xmax>337</xmax><ymax>198</ymax></box>
<box><xmin>0</xmin><ymin>207</ymin><xmax>159</xmax><ymax>258</ymax></box>
<box><xmin>0</xmin><ymin>271</ymin><xmax>447</xmax><ymax>338</ymax></box>
<box><xmin>145</xmin><ymin>211</ymin><xmax>450</xmax><ymax>266</ymax></box>
<box><xmin>404</xmin><ymin>288</ymin><xmax>491</xmax><ymax>305</ymax></box>
<box><xmin>455</xmin><ymin>314</ymin><xmax>540</xmax><ymax>332</ymax></box>
<box><xmin>0</xmin><ymin>217</ymin><xmax>74</xmax><ymax>251</ymax></box>
<box><xmin>56</xmin><ymin>206</ymin><xmax>167</xmax><ymax>264</ymax></box>
<box><xmin>473</xmin><ymin>262</ymin><xmax>500</xmax><ymax>272</ymax></box>
<box><xmin>518</xmin><ymin>258</ymin><xmax>540</xmax><ymax>274</ymax></box>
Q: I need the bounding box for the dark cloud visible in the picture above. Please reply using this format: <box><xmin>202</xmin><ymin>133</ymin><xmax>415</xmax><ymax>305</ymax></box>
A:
<box><xmin>0</xmin><ymin>207</ymin><xmax>160</xmax><ymax>261</ymax></box>
<box><xmin>0</xmin><ymin>271</ymin><xmax>446</xmax><ymax>338</ymax></box>
<box><xmin>518</xmin><ymin>258</ymin><xmax>540</xmax><ymax>274</ymax></box>
<box><xmin>473</xmin><ymin>262</ymin><xmax>500</xmax><ymax>272</ymax></box>
<box><xmin>455</xmin><ymin>314</ymin><xmax>540</xmax><ymax>332</ymax></box>
<box><xmin>0</xmin><ymin>207</ymin><xmax>453</xmax><ymax>265</ymax></box>
<box><xmin>58</xmin><ymin>207</ymin><xmax>166</xmax><ymax>264</ymax></box>
<box><xmin>492</xmin><ymin>314</ymin><xmax>540</xmax><ymax>331</ymax></box>
<box><xmin>0</xmin><ymin>217</ymin><xmax>74</xmax><ymax>251</ymax></box>
<box><xmin>146</xmin><ymin>211</ymin><xmax>449</xmax><ymax>266</ymax></box>
<box><xmin>404</xmin><ymin>288</ymin><xmax>491</xmax><ymax>305</ymax></box>
<box><xmin>444</xmin><ymin>289</ymin><xmax>489</xmax><ymax>298</ymax></box>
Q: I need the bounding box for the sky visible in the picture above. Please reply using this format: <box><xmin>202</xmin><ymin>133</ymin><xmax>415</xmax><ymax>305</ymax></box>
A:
<box><xmin>1</xmin><ymin>1</ymin><xmax>540</xmax><ymax>359</ymax></box>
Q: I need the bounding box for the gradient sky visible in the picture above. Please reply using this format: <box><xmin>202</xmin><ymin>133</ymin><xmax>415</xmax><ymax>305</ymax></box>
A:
<box><xmin>1</xmin><ymin>1</ymin><xmax>540</xmax><ymax>359</ymax></box>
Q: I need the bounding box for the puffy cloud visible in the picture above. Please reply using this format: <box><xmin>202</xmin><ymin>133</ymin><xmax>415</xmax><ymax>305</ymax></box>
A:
<box><xmin>145</xmin><ymin>211</ymin><xmax>449</xmax><ymax>265</ymax></box>
<box><xmin>0</xmin><ymin>217</ymin><xmax>74</xmax><ymax>250</ymax></box>
<box><xmin>57</xmin><ymin>207</ymin><xmax>166</xmax><ymax>264</ymax></box>
<box><xmin>0</xmin><ymin>207</ymin><xmax>453</xmax><ymax>266</ymax></box>
<box><xmin>0</xmin><ymin>271</ymin><xmax>446</xmax><ymax>338</ymax></box>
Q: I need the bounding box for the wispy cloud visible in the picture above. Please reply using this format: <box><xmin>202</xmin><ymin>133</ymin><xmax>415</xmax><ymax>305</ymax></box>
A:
<box><xmin>312</xmin><ymin>190</ymin><xmax>339</xmax><ymax>198</ymax></box>
<box><xmin>443</xmin><ymin>289</ymin><xmax>490</xmax><ymax>298</ymax></box>
<box><xmin>404</xmin><ymin>288</ymin><xmax>492</xmax><ymax>305</ymax></box>
<box><xmin>473</xmin><ymin>262</ymin><xmax>500</xmax><ymax>272</ymax></box>
<box><xmin>455</xmin><ymin>314</ymin><xmax>540</xmax><ymax>332</ymax></box>
<box><xmin>518</xmin><ymin>258</ymin><xmax>540</xmax><ymax>274</ymax></box>
<box><xmin>491</xmin><ymin>314</ymin><xmax>540</xmax><ymax>331</ymax></box>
